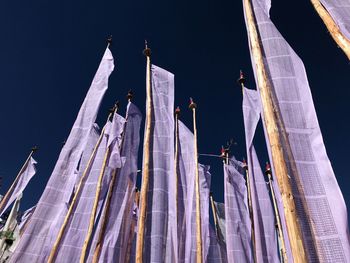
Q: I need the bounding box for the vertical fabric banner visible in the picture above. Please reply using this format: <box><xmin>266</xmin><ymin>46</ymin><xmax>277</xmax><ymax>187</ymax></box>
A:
<box><xmin>87</xmin><ymin>102</ymin><xmax>142</xmax><ymax>262</ymax></box>
<box><xmin>318</xmin><ymin>0</ymin><xmax>350</xmax><ymax>40</ymax></box>
<box><xmin>212</xmin><ymin>201</ymin><xmax>227</xmax><ymax>263</ymax></box>
<box><xmin>207</xmin><ymin>225</ymin><xmax>227</xmax><ymax>263</ymax></box>
<box><xmin>244</xmin><ymin>0</ymin><xmax>350</xmax><ymax>261</ymax></box>
<box><xmin>141</xmin><ymin>65</ymin><xmax>177</xmax><ymax>262</ymax></box>
<box><xmin>10</xmin><ymin>47</ymin><xmax>114</xmax><ymax>262</ymax></box>
<box><xmin>0</xmin><ymin>157</ymin><xmax>37</xmax><ymax>217</ymax></box>
<box><xmin>224</xmin><ymin>158</ymin><xmax>253</xmax><ymax>263</ymax></box>
<box><xmin>178</xmin><ymin>121</ymin><xmax>211</xmax><ymax>263</ymax></box>
<box><xmin>177</xmin><ymin>121</ymin><xmax>195</xmax><ymax>262</ymax></box>
<box><xmin>242</xmin><ymin>87</ymin><xmax>279</xmax><ymax>263</ymax></box>
<box><xmin>53</xmin><ymin>113</ymin><xmax>125</xmax><ymax>263</ymax></box>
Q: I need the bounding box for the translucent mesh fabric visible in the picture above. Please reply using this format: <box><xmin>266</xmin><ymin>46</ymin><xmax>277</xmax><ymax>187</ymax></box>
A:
<box><xmin>212</xmin><ymin>201</ymin><xmax>227</xmax><ymax>263</ymax></box>
<box><xmin>213</xmin><ymin>201</ymin><xmax>226</xmax><ymax>244</ymax></box>
<box><xmin>207</xmin><ymin>225</ymin><xmax>227</xmax><ymax>263</ymax></box>
<box><xmin>242</xmin><ymin>88</ymin><xmax>279</xmax><ymax>263</ymax></box>
<box><xmin>141</xmin><ymin>65</ymin><xmax>177</xmax><ymax>262</ymax></box>
<box><xmin>319</xmin><ymin>0</ymin><xmax>350</xmax><ymax>40</ymax></box>
<box><xmin>9</xmin><ymin>47</ymin><xmax>114</xmax><ymax>263</ymax></box>
<box><xmin>54</xmin><ymin>113</ymin><xmax>125</xmax><ymax>263</ymax></box>
<box><xmin>224</xmin><ymin>159</ymin><xmax>253</xmax><ymax>263</ymax></box>
<box><xmin>86</xmin><ymin>102</ymin><xmax>142</xmax><ymax>263</ymax></box>
<box><xmin>178</xmin><ymin>121</ymin><xmax>211</xmax><ymax>263</ymax></box>
<box><xmin>19</xmin><ymin>205</ymin><xmax>36</xmax><ymax>235</ymax></box>
<box><xmin>177</xmin><ymin>121</ymin><xmax>195</xmax><ymax>262</ymax></box>
<box><xmin>244</xmin><ymin>1</ymin><xmax>350</xmax><ymax>261</ymax></box>
<box><xmin>0</xmin><ymin>157</ymin><xmax>36</xmax><ymax>218</ymax></box>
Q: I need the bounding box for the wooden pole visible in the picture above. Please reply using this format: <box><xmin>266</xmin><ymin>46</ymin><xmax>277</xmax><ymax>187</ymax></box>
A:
<box><xmin>0</xmin><ymin>146</ymin><xmax>37</xmax><ymax>212</ymax></box>
<box><xmin>209</xmin><ymin>192</ymin><xmax>219</xmax><ymax>240</ymax></box>
<box><xmin>92</xmin><ymin>93</ymin><xmax>132</xmax><ymax>263</ymax></box>
<box><xmin>266</xmin><ymin>163</ymin><xmax>288</xmax><ymax>263</ymax></box>
<box><xmin>80</xmin><ymin>102</ymin><xmax>120</xmax><ymax>263</ymax></box>
<box><xmin>310</xmin><ymin>0</ymin><xmax>350</xmax><ymax>60</ymax></box>
<box><xmin>242</xmin><ymin>159</ymin><xmax>257</xmax><ymax>263</ymax></box>
<box><xmin>80</xmin><ymin>148</ymin><xmax>111</xmax><ymax>263</ymax></box>
<box><xmin>125</xmin><ymin>188</ymin><xmax>140</xmax><ymax>263</ymax></box>
<box><xmin>47</xmin><ymin>108</ymin><xmax>114</xmax><ymax>263</ymax></box>
<box><xmin>136</xmin><ymin>41</ymin><xmax>152</xmax><ymax>263</ymax></box>
<box><xmin>189</xmin><ymin>98</ymin><xmax>203</xmax><ymax>263</ymax></box>
<box><xmin>243</xmin><ymin>0</ymin><xmax>307</xmax><ymax>261</ymax></box>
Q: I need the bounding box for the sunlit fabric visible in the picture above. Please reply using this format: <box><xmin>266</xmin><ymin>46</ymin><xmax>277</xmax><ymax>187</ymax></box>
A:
<box><xmin>141</xmin><ymin>65</ymin><xmax>177</xmax><ymax>262</ymax></box>
<box><xmin>244</xmin><ymin>0</ymin><xmax>350</xmax><ymax>261</ymax></box>
<box><xmin>87</xmin><ymin>102</ymin><xmax>141</xmax><ymax>262</ymax></box>
<box><xmin>0</xmin><ymin>157</ymin><xmax>36</xmax><ymax>218</ymax></box>
<box><xmin>207</xmin><ymin>225</ymin><xmax>227</xmax><ymax>263</ymax></box>
<box><xmin>224</xmin><ymin>157</ymin><xmax>253</xmax><ymax>263</ymax></box>
<box><xmin>9</xmin><ymin>47</ymin><xmax>114</xmax><ymax>262</ymax></box>
<box><xmin>319</xmin><ymin>0</ymin><xmax>350</xmax><ymax>40</ymax></box>
<box><xmin>242</xmin><ymin>87</ymin><xmax>279</xmax><ymax>262</ymax></box>
<box><xmin>54</xmin><ymin>113</ymin><xmax>125</xmax><ymax>263</ymax></box>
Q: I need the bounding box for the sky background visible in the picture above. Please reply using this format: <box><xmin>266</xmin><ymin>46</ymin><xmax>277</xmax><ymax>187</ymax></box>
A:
<box><xmin>0</xmin><ymin>0</ymin><xmax>349</xmax><ymax>221</ymax></box>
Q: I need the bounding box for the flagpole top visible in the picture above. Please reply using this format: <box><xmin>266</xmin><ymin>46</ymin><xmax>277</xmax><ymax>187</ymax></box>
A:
<box><xmin>127</xmin><ymin>90</ymin><xmax>133</xmax><ymax>101</ymax></box>
<box><xmin>210</xmin><ymin>192</ymin><xmax>213</xmax><ymax>197</ymax></box>
<box><xmin>238</xmin><ymin>70</ymin><xmax>246</xmax><ymax>86</ymax></box>
<box><xmin>31</xmin><ymin>146</ymin><xmax>38</xmax><ymax>153</ymax></box>
<box><xmin>175</xmin><ymin>106</ymin><xmax>181</xmax><ymax>116</ymax></box>
<box><xmin>189</xmin><ymin>97</ymin><xmax>197</xmax><ymax>110</ymax></box>
<box><xmin>109</xmin><ymin>101</ymin><xmax>119</xmax><ymax>114</ymax></box>
<box><xmin>265</xmin><ymin>162</ymin><xmax>272</xmax><ymax>176</ymax></box>
<box><xmin>143</xmin><ymin>40</ymin><xmax>151</xmax><ymax>57</ymax></box>
<box><xmin>107</xmin><ymin>35</ymin><xmax>113</xmax><ymax>47</ymax></box>
<box><xmin>242</xmin><ymin>158</ymin><xmax>248</xmax><ymax>170</ymax></box>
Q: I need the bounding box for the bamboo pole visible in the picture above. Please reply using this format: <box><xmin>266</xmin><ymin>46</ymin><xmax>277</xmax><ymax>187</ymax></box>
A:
<box><xmin>242</xmin><ymin>159</ymin><xmax>257</xmax><ymax>263</ymax></box>
<box><xmin>80</xmin><ymin>101</ymin><xmax>120</xmax><ymax>262</ymax></box>
<box><xmin>189</xmin><ymin>98</ymin><xmax>203</xmax><ymax>263</ymax></box>
<box><xmin>135</xmin><ymin>41</ymin><xmax>152</xmax><ymax>263</ymax></box>
<box><xmin>243</xmin><ymin>0</ymin><xmax>307</xmax><ymax>261</ymax></box>
<box><xmin>0</xmin><ymin>147</ymin><xmax>37</xmax><ymax>213</ymax></box>
<box><xmin>92</xmin><ymin>93</ymin><xmax>133</xmax><ymax>263</ymax></box>
<box><xmin>47</xmin><ymin>109</ymin><xmax>114</xmax><ymax>263</ymax></box>
<box><xmin>310</xmin><ymin>0</ymin><xmax>350</xmax><ymax>60</ymax></box>
<box><xmin>266</xmin><ymin>163</ymin><xmax>288</xmax><ymax>263</ymax></box>
<box><xmin>80</xmin><ymin>147</ymin><xmax>111</xmax><ymax>263</ymax></box>
<box><xmin>209</xmin><ymin>192</ymin><xmax>219</xmax><ymax>240</ymax></box>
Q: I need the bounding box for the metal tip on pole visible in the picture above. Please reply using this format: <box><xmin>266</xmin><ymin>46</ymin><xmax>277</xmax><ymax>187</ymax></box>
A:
<box><xmin>143</xmin><ymin>40</ymin><xmax>151</xmax><ymax>57</ymax></box>
<box><xmin>210</xmin><ymin>192</ymin><xmax>213</xmax><ymax>197</ymax></box>
<box><xmin>175</xmin><ymin>106</ymin><xmax>181</xmax><ymax>116</ymax></box>
<box><xmin>31</xmin><ymin>146</ymin><xmax>38</xmax><ymax>152</ymax></box>
<box><xmin>189</xmin><ymin>97</ymin><xmax>197</xmax><ymax>109</ymax></box>
<box><xmin>265</xmin><ymin>162</ymin><xmax>272</xmax><ymax>175</ymax></box>
<box><xmin>109</xmin><ymin>101</ymin><xmax>119</xmax><ymax>115</ymax></box>
<box><xmin>107</xmin><ymin>35</ymin><xmax>113</xmax><ymax>46</ymax></box>
<box><xmin>127</xmin><ymin>90</ymin><xmax>134</xmax><ymax>101</ymax></box>
<box><xmin>242</xmin><ymin>158</ymin><xmax>248</xmax><ymax>170</ymax></box>
<box><xmin>238</xmin><ymin>70</ymin><xmax>246</xmax><ymax>86</ymax></box>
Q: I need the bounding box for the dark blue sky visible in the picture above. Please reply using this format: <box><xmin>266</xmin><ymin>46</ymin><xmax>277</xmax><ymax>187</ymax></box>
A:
<box><xmin>1</xmin><ymin>0</ymin><xmax>349</xmax><ymax>216</ymax></box>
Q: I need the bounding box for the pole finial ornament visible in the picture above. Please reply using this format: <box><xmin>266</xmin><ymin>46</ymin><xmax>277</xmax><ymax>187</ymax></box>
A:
<box><xmin>242</xmin><ymin>158</ymin><xmax>248</xmax><ymax>170</ymax></box>
<box><xmin>143</xmin><ymin>40</ymin><xmax>151</xmax><ymax>57</ymax></box>
<box><xmin>127</xmin><ymin>90</ymin><xmax>134</xmax><ymax>101</ymax></box>
<box><xmin>31</xmin><ymin>146</ymin><xmax>38</xmax><ymax>152</ymax></box>
<box><xmin>189</xmin><ymin>97</ymin><xmax>197</xmax><ymax>109</ymax></box>
<box><xmin>175</xmin><ymin>106</ymin><xmax>181</xmax><ymax>116</ymax></box>
<box><xmin>238</xmin><ymin>70</ymin><xmax>246</xmax><ymax>86</ymax></box>
<box><xmin>265</xmin><ymin>162</ymin><xmax>272</xmax><ymax>176</ymax></box>
<box><xmin>107</xmin><ymin>35</ymin><xmax>113</xmax><ymax>46</ymax></box>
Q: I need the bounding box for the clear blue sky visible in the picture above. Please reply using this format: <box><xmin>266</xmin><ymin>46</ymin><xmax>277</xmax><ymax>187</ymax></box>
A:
<box><xmin>0</xmin><ymin>0</ymin><xmax>349</xmax><ymax>219</ymax></box>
